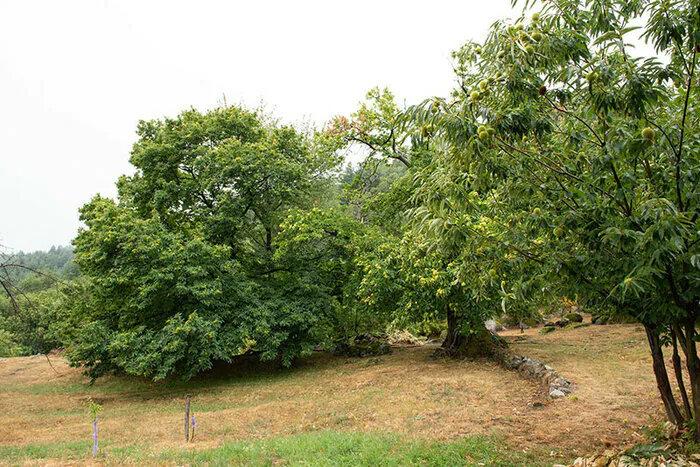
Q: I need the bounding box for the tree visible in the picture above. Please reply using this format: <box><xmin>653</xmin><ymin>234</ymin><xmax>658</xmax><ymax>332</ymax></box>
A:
<box><xmin>327</xmin><ymin>89</ymin><xmax>509</xmax><ymax>355</ymax></box>
<box><xmin>273</xmin><ymin>207</ymin><xmax>391</xmax><ymax>343</ymax></box>
<box><xmin>414</xmin><ymin>0</ymin><xmax>700</xmax><ymax>436</ymax></box>
<box><xmin>69</xmin><ymin>105</ymin><xmax>342</xmax><ymax>380</ymax></box>
<box><xmin>120</xmin><ymin>106</ymin><xmax>339</xmax><ymax>264</ymax></box>
<box><xmin>0</xmin><ymin>246</ymin><xmax>66</xmax><ymax>361</ymax></box>
<box><xmin>6</xmin><ymin>246</ymin><xmax>77</xmax><ymax>283</ymax></box>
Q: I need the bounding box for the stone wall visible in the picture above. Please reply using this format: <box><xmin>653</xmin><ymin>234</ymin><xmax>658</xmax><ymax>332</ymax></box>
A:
<box><xmin>504</xmin><ymin>355</ymin><xmax>575</xmax><ymax>398</ymax></box>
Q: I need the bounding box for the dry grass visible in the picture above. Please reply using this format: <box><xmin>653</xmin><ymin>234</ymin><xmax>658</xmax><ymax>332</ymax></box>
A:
<box><xmin>503</xmin><ymin>323</ymin><xmax>661</xmax><ymax>454</ymax></box>
<box><xmin>0</xmin><ymin>322</ymin><xmax>664</xmax><ymax>463</ymax></box>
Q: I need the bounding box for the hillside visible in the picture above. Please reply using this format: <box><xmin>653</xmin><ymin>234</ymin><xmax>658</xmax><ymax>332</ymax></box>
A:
<box><xmin>0</xmin><ymin>323</ymin><xmax>661</xmax><ymax>465</ymax></box>
<box><xmin>1</xmin><ymin>246</ymin><xmax>76</xmax><ymax>282</ymax></box>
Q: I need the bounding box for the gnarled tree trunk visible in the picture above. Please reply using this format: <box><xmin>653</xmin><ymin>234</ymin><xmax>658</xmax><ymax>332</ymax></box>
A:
<box><xmin>442</xmin><ymin>305</ymin><xmax>507</xmax><ymax>361</ymax></box>
<box><xmin>644</xmin><ymin>324</ymin><xmax>686</xmax><ymax>426</ymax></box>
<box><xmin>442</xmin><ymin>305</ymin><xmax>467</xmax><ymax>355</ymax></box>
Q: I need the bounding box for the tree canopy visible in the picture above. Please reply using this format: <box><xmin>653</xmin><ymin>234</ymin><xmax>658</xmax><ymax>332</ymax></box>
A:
<box><xmin>67</xmin><ymin>106</ymin><xmax>344</xmax><ymax>379</ymax></box>
<box><xmin>402</xmin><ymin>0</ymin><xmax>700</xmax><ymax>435</ymax></box>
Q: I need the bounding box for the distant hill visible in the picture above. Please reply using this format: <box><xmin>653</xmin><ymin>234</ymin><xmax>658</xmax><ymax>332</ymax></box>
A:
<box><xmin>1</xmin><ymin>245</ymin><xmax>77</xmax><ymax>282</ymax></box>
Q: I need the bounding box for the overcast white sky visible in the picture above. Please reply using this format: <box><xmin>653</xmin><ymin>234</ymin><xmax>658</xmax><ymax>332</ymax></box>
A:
<box><xmin>1</xmin><ymin>0</ymin><xmax>521</xmax><ymax>253</ymax></box>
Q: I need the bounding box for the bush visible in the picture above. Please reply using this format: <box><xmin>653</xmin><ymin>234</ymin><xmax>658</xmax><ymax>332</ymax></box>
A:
<box><xmin>0</xmin><ymin>329</ymin><xmax>22</xmax><ymax>357</ymax></box>
<box><xmin>0</xmin><ymin>287</ymin><xmax>67</xmax><ymax>355</ymax></box>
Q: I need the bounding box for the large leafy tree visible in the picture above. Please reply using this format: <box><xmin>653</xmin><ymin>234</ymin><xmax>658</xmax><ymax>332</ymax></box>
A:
<box><xmin>69</xmin><ymin>106</ymin><xmax>342</xmax><ymax>380</ymax></box>
<box><xmin>413</xmin><ymin>0</ymin><xmax>700</xmax><ymax>435</ymax></box>
<box><xmin>120</xmin><ymin>106</ymin><xmax>338</xmax><ymax>268</ymax></box>
<box><xmin>327</xmin><ymin>89</ymin><xmax>508</xmax><ymax>355</ymax></box>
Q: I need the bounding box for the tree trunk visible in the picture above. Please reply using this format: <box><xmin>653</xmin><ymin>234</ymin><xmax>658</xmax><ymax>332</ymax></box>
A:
<box><xmin>670</xmin><ymin>327</ymin><xmax>692</xmax><ymax>419</ymax></box>
<box><xmin>682</xmin><ymin>316</ymin><xmax>700</xmax><ymax>441</ymax></box>
<box><xmin>265</xmin><ymin>227</ymin><xmax>273</xmax><ymax>252</ymax></box>
<box><xmin>644</xmin><ymin>324</ymin><xmax>685</xmax><ymax>426</ymax></box>
<box><xmin>442</xmin><ymin>305</ymin><xmax>466</xmax><ymax>355</ymax></box>
<box><xmin>441</xmin><ymin>305</ymin><xmax>507</xmax><ymax>361</ymax></box>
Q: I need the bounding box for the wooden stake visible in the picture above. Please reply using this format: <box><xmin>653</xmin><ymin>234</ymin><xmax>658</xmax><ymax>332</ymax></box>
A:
<box><xmin>184</xmin><ymin>394</ymin><xmax>191</xmax><ymax>442</ymax></box>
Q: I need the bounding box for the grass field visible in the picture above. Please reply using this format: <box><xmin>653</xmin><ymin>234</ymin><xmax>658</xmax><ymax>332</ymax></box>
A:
<box><xmin>0</xmin><ymin>323</ymin><xmax>664</xmax><ymax>465</ymax></box>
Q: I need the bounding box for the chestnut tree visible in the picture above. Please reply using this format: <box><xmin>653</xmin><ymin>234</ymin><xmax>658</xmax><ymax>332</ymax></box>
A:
<box><xmin>411</xmin><ymin>0</ymin><xmax>700</xmax><ymax>435</ymax></box>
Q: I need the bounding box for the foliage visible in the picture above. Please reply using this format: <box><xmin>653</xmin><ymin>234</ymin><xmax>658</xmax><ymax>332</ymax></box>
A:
<box><xmin>1</xmin><ymin>246</ymin><xmax>77</xmax><ymax>284</ymax></box>
<box><xmin>327</xmin><ymin>89</ymin><xmax>506</xmax><ymax>355</ymax></box>
<box><xmin>16</xmin><ymin>274</ymin><xmax>58</xmax><ymax>294</ymax></box>
<box><xmin>68</xmin><ymin>106</ymin><xmax>342</xmax><ymax>380</ymax></box>
<box><xmin>406</xmin><ymin>0</ymin><xmax>700</xmax><ymax>434</ymax></box>
<box><xmin>274</xmin><ymin>207</ymin><xmax>389</xmax><ymax>343</ymax></box>
<box><xmin>0</xmin><ymin>246</ymin><xmax>77</xmax><ymax>357</ymax></box>
<box><xmin>0</xmin><ymin>287</ymin><xmax>67</xmax><ymax>355</ymax></box>
<box><xmin>339</xmin><ymin>161</ymin><xmax>410</xmax><ymax>232</ymax></box>
<box><xmin>119</xmin><ymin>106</ymin><xmax>339</xmax><ymax>260</ymax></box>
<box><xmin>327</xmin><ymin>87</ymin><xmax>414</xmax><ymax>169</ymax></box>
<box><xmin>87</xmin><ymin>397</ymin><xmax>102</xmax><ymax>421</ymax></box>
<box><xmin>0</xmin><ymin>329</ymin><xmax>22</xmax><ymax>357</ymax></box>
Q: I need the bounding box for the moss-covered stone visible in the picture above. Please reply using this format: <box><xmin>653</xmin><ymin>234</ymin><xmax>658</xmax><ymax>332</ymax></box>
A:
<box><xmin>335</xmin><ymin>334</ymin><xmax>393</xmax><ymax>357</ymax></box>
<box><xmin>591</xmin><ymin>314</ymin><xmax>610</xmax><ymax>325</ymax></box>
<box><xmin>563</xmin><ymin>322</ymin><xmax>590</xmax><ymax>331</ymax></box>
<box><xmin>564</xmin><ymin>313</ymin><xmax>583</xmax><ymax>323</ymax></box>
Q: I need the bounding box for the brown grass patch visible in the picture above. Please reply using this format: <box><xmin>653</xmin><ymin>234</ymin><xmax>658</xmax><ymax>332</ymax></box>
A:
<box><xmin>0</xmin><ymin>323</ymin><xmax>663</xmax><ymax>460</ymax></box>
<box><xmin>502</xmin><ymin>323</ymin><xmax>661</xmax><ymax>456</ymax></box>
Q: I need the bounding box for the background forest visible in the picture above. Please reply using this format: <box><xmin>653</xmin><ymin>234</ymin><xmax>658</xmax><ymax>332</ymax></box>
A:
<box><xmin>2</xmin><ymin>0</ymin><xmax>700</xmax><ymax>448</ymax></box>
